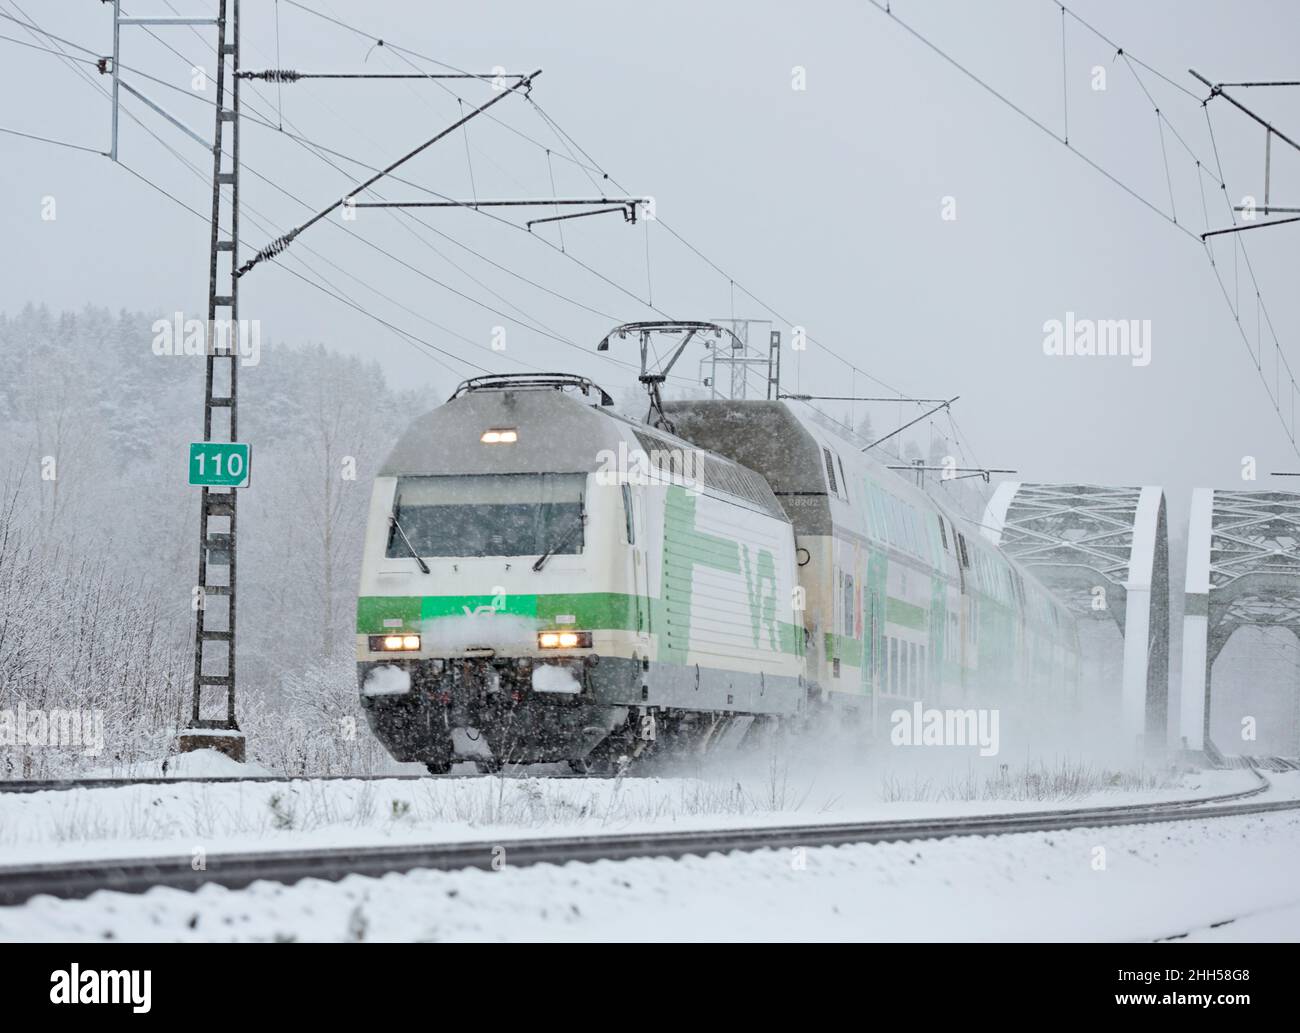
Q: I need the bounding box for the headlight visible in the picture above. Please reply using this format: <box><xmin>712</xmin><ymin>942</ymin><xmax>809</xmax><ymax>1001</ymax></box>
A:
<box><xmin>480</xmin><ymin>428</ymin><xmax>518</xmax><ymax>444</ymax></box>
<box><xmin>369</xmin><ymin>634</ymin><xmax>421</xmax><ymax>652</ymax></box>
<box><xmin>537</xmin><ymin>630</ymin><xmax>592</xmax><ymax>649</ymax></box>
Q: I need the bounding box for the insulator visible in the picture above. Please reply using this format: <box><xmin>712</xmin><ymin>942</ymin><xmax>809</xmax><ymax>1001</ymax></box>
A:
<box><xmin>242</xmin><ymin>69</ymin><xmax>301</xmax><ymax>83</ymax></box>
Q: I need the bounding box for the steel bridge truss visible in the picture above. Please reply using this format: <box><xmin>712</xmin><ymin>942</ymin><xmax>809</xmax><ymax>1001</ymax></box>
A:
<box><xmin>1181</xmin><ymin>489</ymin><xmax>1300</xmax><ymax>752</ymax></box>
<box><xmin>983</xmin><ymin>483</ymin><xmax>1170</xmax><ymax>750</ymax></box>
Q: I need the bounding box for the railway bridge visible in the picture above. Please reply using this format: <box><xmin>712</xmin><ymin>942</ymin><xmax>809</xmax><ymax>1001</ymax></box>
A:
<box><xmin>1180</xmin><ymin>489</ymin><xmax>1300</xmax><ymax>755</ymax></box>
<box><xmin>982</xmin><ymin>483</ymin><xmax>1170</xmax><ymax>751</ymax></box>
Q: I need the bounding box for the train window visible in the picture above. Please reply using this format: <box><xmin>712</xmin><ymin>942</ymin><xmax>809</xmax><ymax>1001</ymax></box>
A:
<box><xmin>836</xmin><ymin>454</ymin><xmax>848</xmax><ymax>499</ymax></box>
<box><xmin>842</xmin><ymin>574</ymin><xmax>855</xmax><ymax>636</ymax></box>
<box><xmin>621</xmin><ymin>483</ymin><xmax>635</xmax><ymax>544</ymax></box>
<box><xmin>822</xmin><ymin>447</ymin><xmax>839</xmax><ymax>496</ymax></box>
<box><xmin>866</xmin><ymin>588</ymin><xmax>878</xmax><ymax>673</ymax></box>
<box><xmin>388</xmin><ymin>473</ymin><xmax>585</xmax><ymax>559</ymax></box>
<box><xmin>906</xmin><ymin>507</ymin><xmax>921</xmax><ymax>558</ymax></box>
<box><xmin>937</xmin><ymin>514</ymin><xmax>949</xmax><ymax>552</ymax></box>
<box><xmin>957</xmin><ymin>532</ymin><xmax>970</xmax><ymax>569</ymax></box>
<box><xmin>869</xmin><ymin>484</ymin><xmax>886</xmax><ymax>542</ymax></box>
<box><xmin>835</xmin><ymin>572</ymin><xmax>843</xmax><ymax>633</ymax></box>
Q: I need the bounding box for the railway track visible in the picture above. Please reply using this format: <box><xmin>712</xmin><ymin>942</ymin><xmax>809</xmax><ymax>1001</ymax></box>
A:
<box><xmin>0</xmin><ymin>770</ymin><xmax>590</xmax><ymax>794</ymax></box>
<box><xmin>5</xmin><ymin>755</ymin><xmax>1293</xmax><ymax>795</ymax></box>
<box><xmin>2</xmin><ymin>770</ymin><xmax>1297</xmax><ymax>907</ymax></box>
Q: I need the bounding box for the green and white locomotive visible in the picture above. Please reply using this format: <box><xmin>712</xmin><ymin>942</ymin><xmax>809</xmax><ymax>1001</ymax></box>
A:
<box><xmin>357</xmin><ymin>358</ymin><xmax>1078</xmax><ymax>773</ymax></box>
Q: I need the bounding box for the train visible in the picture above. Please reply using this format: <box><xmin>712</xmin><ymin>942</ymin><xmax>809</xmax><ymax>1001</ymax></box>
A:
<box><xmin>356</xmin><ymin>368</ymin><xmax>1080</xmax><ymax>773</ymax></box>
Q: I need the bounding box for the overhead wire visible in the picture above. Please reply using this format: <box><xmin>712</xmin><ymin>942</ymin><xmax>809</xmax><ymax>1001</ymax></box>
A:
<box><xmin>136</xmin><ymin>2</ymin><xmax>678</xmax><ymax>383</ymax></box>
<box><xmin>276</xmin><ymin>0</ymin><xmax>899</xmax><ymax>407</ymax></box>
<box><xmin>860</xmin><ymin>0</ymin><xmax>1299</xmax><ymax>455</ymax></box>
<box><xmin>9</xmin><ymin>0</ymin><xmax>978</xmax><ymax>464</ymax></box>
<box><xmin>59</xmin><ymin>4</ymin><xmax>659</xmax><ymax>382</ymax></box>
<box><xmin>5</xmin><ymin>2</ymin><xmax>492</xmax><ymax>378</ymax></box>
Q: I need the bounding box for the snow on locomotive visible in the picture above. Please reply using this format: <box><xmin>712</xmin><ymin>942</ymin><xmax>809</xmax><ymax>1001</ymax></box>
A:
<box><xmin>356</xmin><ymin>372</ymin><xmax>1078</xmax><ymax>772</ymax></box>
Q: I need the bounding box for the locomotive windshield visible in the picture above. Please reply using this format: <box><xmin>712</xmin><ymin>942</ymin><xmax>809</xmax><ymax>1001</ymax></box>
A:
<box><xmin>387</xmin><ymin>473</ymin><xmax>586</xmax><ymax>559</ymax></box>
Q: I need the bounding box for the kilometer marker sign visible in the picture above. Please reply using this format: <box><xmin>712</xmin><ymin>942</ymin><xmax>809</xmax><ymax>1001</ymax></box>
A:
<box><xmin>189</xmin><ymin>442</ymin><xmax>251</xmax><ymax>488</ymax></box>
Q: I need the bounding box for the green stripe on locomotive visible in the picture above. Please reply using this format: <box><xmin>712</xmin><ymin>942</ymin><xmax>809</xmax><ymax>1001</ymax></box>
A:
<box><xmin>357</xmin><ymin>592</ymin><xmax>804</xmax><ymax>656</ymax></box>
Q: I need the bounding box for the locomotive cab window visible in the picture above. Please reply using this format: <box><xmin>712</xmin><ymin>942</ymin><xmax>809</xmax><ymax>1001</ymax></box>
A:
<box><xmin>387</xmin><ymin>473</ymin><xmax>585</xmax><ymax>559</ymax></box>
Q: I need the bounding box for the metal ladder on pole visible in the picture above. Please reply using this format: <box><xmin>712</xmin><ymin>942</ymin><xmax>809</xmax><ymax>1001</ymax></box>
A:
<box><xmin>185</xmin><ymin>0</ymin><xmax>243</xmax><ymax>757</ymax></box>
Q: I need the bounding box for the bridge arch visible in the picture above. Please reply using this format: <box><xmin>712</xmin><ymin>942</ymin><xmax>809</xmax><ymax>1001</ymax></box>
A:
<box><xmin>1180</xmin><ymin>489</ymin><xmax>1300</xmax><ymax>753</ymax></box>
<box><xmin>982</xmin><ymin>483</ymin><xmax>1170</xmax><ymax>751</ymax></box>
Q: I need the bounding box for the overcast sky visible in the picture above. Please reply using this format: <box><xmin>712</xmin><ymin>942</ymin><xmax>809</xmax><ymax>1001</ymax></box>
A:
<box><xmin>3</xmin><ymin>0</ymin><xmax>1299</xmax><ymax>533</ymax></box>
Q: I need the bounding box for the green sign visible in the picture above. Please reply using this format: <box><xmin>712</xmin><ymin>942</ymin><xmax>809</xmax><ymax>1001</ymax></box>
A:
<box><xmin>189</xmin><ymin>442</ymin><xmax>250</xmax><ymax>487</ymax></box>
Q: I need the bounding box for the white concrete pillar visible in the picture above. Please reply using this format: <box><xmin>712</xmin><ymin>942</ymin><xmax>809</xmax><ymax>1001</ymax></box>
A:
<box><xmin>1179</xmin><ymin>612</ymin><xmax>1209</xmax><ymax>750</ymax></box>
<box><xmin>1120</xmin><ymin>487</ymin><xmax>1163</xmax><ymax>749</ymax></box>
<box><xmin>1120</xmin><ymin>586</ymin><xmax>1151</xmax><ymax>747</ymax></box>
<box><xmin>1178</xmin><ymin>488</ymin><xmax>1215</xmax><ymax>751</ymax></box>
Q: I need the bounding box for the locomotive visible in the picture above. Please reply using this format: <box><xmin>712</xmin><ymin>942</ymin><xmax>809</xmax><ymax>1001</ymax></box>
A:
<box><xmin>356</xmin><ymin>358</ymin><xmax>1078</xmax><ymax>773</ymax></box>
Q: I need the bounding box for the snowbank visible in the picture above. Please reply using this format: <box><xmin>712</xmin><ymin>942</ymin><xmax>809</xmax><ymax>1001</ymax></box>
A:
<box><xmin>85</xmin><ymin>749</ymin><xmax>273</xmax><ymax>780</ymax></box>
<box><xmin>3</xmin><ymin>802</ymin><xmax>1299</xmax><ymax>942</ymax></box>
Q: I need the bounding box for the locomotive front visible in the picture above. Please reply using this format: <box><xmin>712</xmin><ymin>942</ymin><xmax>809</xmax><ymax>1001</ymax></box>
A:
<box><xmin>355</xmin><ymin>375</ymin><xmax>647</xmax><ymax>772</ymax></box>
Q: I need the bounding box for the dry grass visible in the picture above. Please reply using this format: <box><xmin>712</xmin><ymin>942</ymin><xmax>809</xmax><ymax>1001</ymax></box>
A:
<box><xmin>880</xmin><ymin>760</ymin><xmax>1177</xmax><ymax>803</ymax></box>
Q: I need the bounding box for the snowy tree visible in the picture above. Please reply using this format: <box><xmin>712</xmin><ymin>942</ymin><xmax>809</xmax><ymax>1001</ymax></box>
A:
<box><xmin>0</xmin><ymin>306</ymin><xmax>429</xmax><ymax>776</ymax></box>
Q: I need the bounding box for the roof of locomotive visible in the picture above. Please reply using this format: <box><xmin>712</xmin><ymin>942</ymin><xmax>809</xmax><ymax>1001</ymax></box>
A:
<box><xmin>380</xmin><ymin>384</ymin><xmax>788</xmax><ymax>520</ymax></box>
<box><xmin>380</xmin><ymin>385</ymin><xmax>621</xmax><ymax>477</ymax></box>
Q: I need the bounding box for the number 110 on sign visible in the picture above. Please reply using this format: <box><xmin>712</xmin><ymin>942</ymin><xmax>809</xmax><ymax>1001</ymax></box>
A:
<box><xmin>189</xmin><ymin>442</ymin><xmax>251</xmax><ymax>488</ymax></box>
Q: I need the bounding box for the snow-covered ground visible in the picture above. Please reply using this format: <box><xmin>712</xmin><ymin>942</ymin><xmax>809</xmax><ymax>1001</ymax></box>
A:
<box><xmin>3</xmin><ymin>798</ymin><xmax>1299</xmax><ymax>941</ymax></box>
<box><xmin>0</xmin><ymin>761</ymin><xmax>1268</xmax><ymax>867</ymax></box>
<box><xmin>85</xmin><ymin>748</ymin><xmax>275</xmax><ymax>780</ymax></box>
<box><xmin>4</xmin><ymin>754</ymin><xmax>1295</xmax><ymax>942</ymax></box>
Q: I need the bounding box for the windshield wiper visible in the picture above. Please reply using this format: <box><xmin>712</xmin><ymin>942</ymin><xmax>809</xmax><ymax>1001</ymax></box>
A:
<box><xmin>389</xmin><ymin>514</ymin><xmax>430</xmax><ymax>574</ymax></box>
<box><xmin>532</xmin><ymin>511</ymin><xmax>585</xmax><ymax>572</ymax></box>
